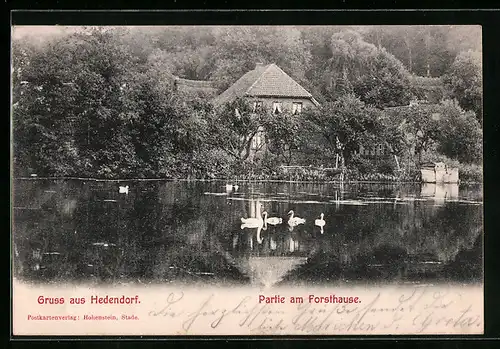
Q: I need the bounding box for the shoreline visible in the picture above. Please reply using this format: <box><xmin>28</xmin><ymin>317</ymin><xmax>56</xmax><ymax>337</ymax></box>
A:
<box><xmin>12</xmin><ymin>176</ymin><xmax>482</xmax><ymax>185</ymax></box>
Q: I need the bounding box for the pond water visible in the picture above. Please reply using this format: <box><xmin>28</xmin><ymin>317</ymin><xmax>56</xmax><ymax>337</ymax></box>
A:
<box><xmin>12</xmin><ymin>180</ymin><xmax>483</xmax><ymax>287</ymax></box>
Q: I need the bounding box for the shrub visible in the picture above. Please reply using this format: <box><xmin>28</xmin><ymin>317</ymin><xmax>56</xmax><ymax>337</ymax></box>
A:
<box><xmin>458</xmin><ymin>163</ymin><xmax>482</xmax><ymax>183</ymax></box>
<box><xmin>349</xmin><ymin>154</ymin><xmax>376</xmax><ymax>174</ymax></box>
<box><xmin>376</xmin><ymin>158</ymin><xmax>396</xmax><ymax>175</ymax></box>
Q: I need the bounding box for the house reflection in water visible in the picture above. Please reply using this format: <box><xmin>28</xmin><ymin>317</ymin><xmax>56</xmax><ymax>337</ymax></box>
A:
<box><xmin>234</xmin><ymin>199</ymin><xmax>313</xmax><ymax>287</ymax></box>
<box><xmin>258</xmin><ymin>233</ymin><xmax>306</xmax><ymax>256</ymax></box>
<box><xmin>420</xmin><ymin>183</ymin><xmax>459</xmax><ymax>204</ymax></box>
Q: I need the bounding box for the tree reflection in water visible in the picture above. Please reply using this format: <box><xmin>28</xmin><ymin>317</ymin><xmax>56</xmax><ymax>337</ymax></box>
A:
<box><xmin>12</xmin><ymin>180</ymin><xmax>482</xmax><ymax>286</ymax></box>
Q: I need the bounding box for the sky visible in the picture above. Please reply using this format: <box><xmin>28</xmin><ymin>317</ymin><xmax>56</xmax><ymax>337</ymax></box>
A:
<box><xmin>11</xmin><ymin>25</ymin><xmax>482</xmax><ymax>54</ymax></box>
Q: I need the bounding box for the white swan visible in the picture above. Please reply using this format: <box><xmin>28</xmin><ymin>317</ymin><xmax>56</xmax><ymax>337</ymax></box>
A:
<box><xmin>240</xmin><ymin>220</ymin><xmax>263</xmax><ymax>229</ymax></box>
<box><xmin>315</xmin><ymin>213</ymin><xmax>326</xmax><ymax>234</ymax></box>
<box><xmin>225</xmin><ymin>184</ymin><xmax>239</xmax><ymax>192</ymax></box>
<box><xmin>241</xmin><ymin>204</ymin><xmax>267</xmax><ymax>244</ymax></box>
<box><xmin>241</xmin><ymin>218</ymin><xmax>264</xmax><ymax>227</ymax></box>
<box><xmin>241</xmin><ymin>211</ymin><xmax>266</xmax><ymax>244</ymax></box>
<box><xmin>287</xmin><ymin>210</ymin><xmax>306</xmax><ymax>226</ymax></box>
<box><xmin>263</xmin><ymin>212</ymin><xmax>283</xmax><ymax>225</ymax></box>
<box><xmin>241</xmin><ymin>210</ymin><xmax>265</xmax><ymax>227</ymax></box>
<box><xmin>119</xmin><ymin>185</ymin><xmax>129</xmax><ymax>194</ymax></box>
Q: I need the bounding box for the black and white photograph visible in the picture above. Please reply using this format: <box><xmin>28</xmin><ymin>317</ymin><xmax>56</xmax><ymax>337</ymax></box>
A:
<box><xmin>11</xmin><ymin>24</ymin><xmax>483</xmax><ymax>336</ymax></box>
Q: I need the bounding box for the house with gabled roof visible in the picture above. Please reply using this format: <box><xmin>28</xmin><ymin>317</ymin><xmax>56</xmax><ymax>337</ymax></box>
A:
<box><xmin>213</xmin><ymin>63</ymin><xmax>320</xmax><ymax>113</ymax></box>
<box><xmin>213</xmin><ymin>63</ymin><xmax>320</xmax><ymax>160</ymax></box>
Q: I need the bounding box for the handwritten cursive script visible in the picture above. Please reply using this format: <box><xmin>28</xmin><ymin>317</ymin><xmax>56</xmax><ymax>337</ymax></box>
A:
<box><xmin>148</xmin><ymin>286</ymin><xmax>482</xmax><ymax>335</ymax></box>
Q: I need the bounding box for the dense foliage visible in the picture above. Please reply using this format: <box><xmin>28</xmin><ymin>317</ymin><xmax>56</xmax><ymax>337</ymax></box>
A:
<box><xmin>12</xmin><ymin>26</ymin><xmax>482</xmax><ymax>181</ymax></box>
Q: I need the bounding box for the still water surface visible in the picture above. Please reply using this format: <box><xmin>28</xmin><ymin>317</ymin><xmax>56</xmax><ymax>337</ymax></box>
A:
<box><xmin>12</xmin><ymin>180</ymin><xmax>483</xmax><ymax>287</ymax></box>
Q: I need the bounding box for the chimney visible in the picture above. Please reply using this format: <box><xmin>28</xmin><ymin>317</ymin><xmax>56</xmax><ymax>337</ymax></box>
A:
<box><xmin>255</xmin><ymin>62</ymin><xmax>264</xmax><ymax>69</ymax></box>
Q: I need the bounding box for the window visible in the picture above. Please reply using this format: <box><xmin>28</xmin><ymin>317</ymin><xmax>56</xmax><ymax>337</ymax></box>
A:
<box><xmin>431</xmin><ymin>113</ymin><xmax>441</xmax><ymax>121</ymax></box>
<box><xmin>358</xmin><ymin>145</ymin><xmax>364</xmax><ymax>155</ymax></box>
<box><xmin>272</xmin><ymin>102</ymin><xmax>282</xmax><ymax>114</ymax></box>
<box><xmin>292</xmin><ymin>102</ymin><xmax>303</xmax><ymax>114</ymax></box>
<box><xmin>253</xmin><ymin>101</ymin><xmax>263</xmax><ymax>112</ymax></box>
<box><xmin>252</xmin><ymin>131</ymin><xmax>262</xmax><ymax>149</ymax></box>
<box><xmin>251</xmin><ymin>131</ymin><xmax>263</xmax><ymax>150</ymax></box>
<box><xmin>256</xmin><ymin>132</ymin><xmax>262</xmax><ymax>148</ymax></box>
<box><xmin>377</xmin><ymin>144</ymin><xmax>384</xmax><ymax>155</ymax></box>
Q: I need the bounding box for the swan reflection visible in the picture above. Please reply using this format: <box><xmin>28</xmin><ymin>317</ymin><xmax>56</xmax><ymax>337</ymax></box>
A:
<box><xmin>289</xmin><ymin>237</ymin><xmax>299</xmax><ymax>252</ymax></box>
<box><xmin>314</xmin><ymin>213</ymin><xmax>326</xmax><ymax>234</ymax></box>
<box><xmin>270</xmin><ymin>236</ymin><xmax>277</xmax><ymax>250</ymax></box>
<box><xmin>287</xmin><ymin>210</ymin><xmax>305</xmax><ymax>232</ymax></box>
<box><xmin>240</xmin><ymin>201</ymin><xmax>267</xmax><ymax>245</ymax></box>
<box><xmin>240</xmin><ymin>223</ymin><xmax>267</xmax><ymax>246</ymax></box>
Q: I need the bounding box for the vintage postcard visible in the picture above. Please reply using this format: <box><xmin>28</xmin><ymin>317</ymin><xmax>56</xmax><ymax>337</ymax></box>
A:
<box><xmin>11</xmin><ymin>24</ymin><xmax>483</xmax><ymax>336</ymax></box>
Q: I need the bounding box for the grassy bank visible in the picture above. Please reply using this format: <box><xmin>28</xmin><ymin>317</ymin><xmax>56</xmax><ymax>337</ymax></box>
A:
<box><xmin>15</xmin><ymin>152</ymin><xmax>482</xmax><ymax>185</ymax></box>
<box><xmin>15</xmin><ymin>168</ymin><xmax>482</xmax><ymax>185</ymax></box>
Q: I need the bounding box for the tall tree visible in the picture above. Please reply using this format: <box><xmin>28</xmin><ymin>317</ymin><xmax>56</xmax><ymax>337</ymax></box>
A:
<box><xmin>263</xmin><ymin>111</ymin><xmax>304</xmax><ymax>166</ymax></box>
<box><xmin>308</xmin><ymin>30</ymin><xmax>412</xmax><ymax>107</ymax></box>
<box><xmin>13</xmin><ymin>28</ymin><xmax>139</xmax><ymax>177</ymax></box>
<box><xmin>304</xmin><ymin>94</ymin><xmax>385</xmax><ymax>163</ymax></box>
<box><xmin>208</xmin><ymin>98</ymin><xmax>265</xmax><ymax>163</ymax></box>
<box><xmin>207</xmin><ymin>26</ymin><xmax>311</xmax><ymax>92</ymax></box>
<box><xmin>443</xmin><ymin>50</ymin><xmax>482</xmax><ymax>123</ymax></box>
<box><xmin>434</xmin><ymin>100</ymin><xmax>482</xmax><ymax>164</ymax></box>
<box><xmin>384</xmin><ymin>103</ymin><xmax>442</xmax><ymax>165</ymax></box>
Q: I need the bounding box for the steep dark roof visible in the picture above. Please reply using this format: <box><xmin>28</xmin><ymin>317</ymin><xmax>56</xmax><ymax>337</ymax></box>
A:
<box><xmin>174</xmin><ymin>76</ymin><xmax>218</xmax><ymax>97</ymax></box>
<box><xmin>213</xmin><ymin>64</ymin><xmax>319</xmax><ymax>107</ymax></box>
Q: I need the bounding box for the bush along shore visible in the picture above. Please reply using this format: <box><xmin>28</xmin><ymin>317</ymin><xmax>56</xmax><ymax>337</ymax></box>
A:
<box><xmin>18</xmin><ymin>159</ymin><xmax>482</xmax><ymax>185</ymax></box>
<box><xmin>12</xmin><ymin>27</ymin><xmax>482</xmax><ymax>184</ymax></box>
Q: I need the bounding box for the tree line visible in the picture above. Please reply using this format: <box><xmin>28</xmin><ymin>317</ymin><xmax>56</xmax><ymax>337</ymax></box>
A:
<box><xmin>11</xmin><ymin>26</ymin><xmax>482</xmax><ymax>181</ymax></box>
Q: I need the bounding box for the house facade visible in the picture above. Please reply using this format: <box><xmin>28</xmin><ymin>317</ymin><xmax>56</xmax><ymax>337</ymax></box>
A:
<box><xmin>213</xmin><ymin>63</ymin><xmax>320</xmax><ymax>160</ymax></box>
